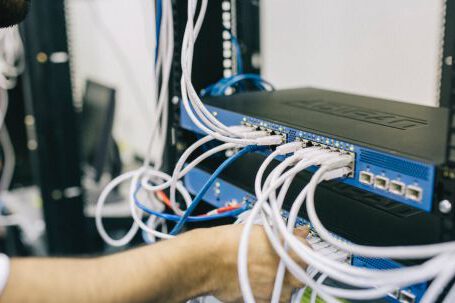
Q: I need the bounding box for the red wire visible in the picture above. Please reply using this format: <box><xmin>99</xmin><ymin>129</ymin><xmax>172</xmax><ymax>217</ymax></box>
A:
<box><xmin>216</xmin><ymin>205</ymin><xmax>241</xmax><ymax>214</ymax></box>
<box><xmin>156</xmin><ymin>190</ymin><xmax>241</xmax><ymax>216</ymax></box>
<box><xmin>156</xmin><ymin>190</ymin><xmax>173</xmax><ymax>208</ymax></box>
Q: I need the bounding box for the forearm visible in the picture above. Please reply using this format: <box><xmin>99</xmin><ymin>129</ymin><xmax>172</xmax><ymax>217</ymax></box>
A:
<box><xmin>0</xmin><ymin>229</ymin><xmax>217</xmax><ymax>303</ymax></box>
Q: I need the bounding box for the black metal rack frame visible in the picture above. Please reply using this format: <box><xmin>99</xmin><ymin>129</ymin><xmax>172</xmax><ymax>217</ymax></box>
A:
<box><xmin>21</xmin><ymin>0</ymin><xmax>88</xmax><ymax>255</ymax></box>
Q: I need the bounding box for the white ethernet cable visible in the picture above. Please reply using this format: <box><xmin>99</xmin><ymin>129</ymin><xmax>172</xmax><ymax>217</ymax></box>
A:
<box><xmin>95</xmin><ymin>126</ymin><xmax>277</xmax><ymax>245</ymax></box>
<box><xmin>420</xmin><ymin>260</ymin><xmax>455</xmax><ymax>303</ymax></box>
<box><xmin>0</xmin><ymin>27</ymin><xmax>23</xmax><ymax>227</ymax></box>
<box><xmin>95</xmin><ymin>0</ymin><xmax>175</xmax><ymax>245</ymax></box>
<box><xmin>95</xmin><ymin>167</ymin><xmax>192</xmax><ymax>246</ymax></box>
<box><xmin>140</xmin><ymin>134</ymin><xmax>216</xmax><ymax>194</ymax></box>
<box><xmin>127</xmin><ymin>130</ymin><xmax>280</xmax><ymax>243</ymax></box>
<box><xmin>143</xmin><ymin>0</ymin><xmax>174</xmax><ymax>170</ymax></box>
<box><xmin>154</xmin><ymin>125</ymin><xmax>253</xmax><ymax>212</ymax></box>
<box><xmin>239</xmin><ymin>149</ymin><xmax>346</xmax><ymax>303</ymax></box>
<box><xmin>270</xmin><ymin>153</ymin><xmax>350</xmax><ymax>302</ymax></box>
<box><xmin>0</xmin><ymin>27</ymin><xmax>25</xmax><ymax>90</ymax></box>
<box><xmin>180</xmin><ymin>0</ymin><xmax>277</xmax><ymax>145</ymax></box>
<box><xmin>243</xmin><ymin>149</ymin><xmax>454</xmax><ymax>302</ymax></box>
<box><xmin>143</xmin><ymin>191</ymin><xmax>168</xmax><ymax>244</ymax></box>
<box><xmin>305</xmin><ymin>166</ymin><xmax>455</xmax><ymax>259</ymax></box>
<box><xmin>96</xmin><ymin>0</ymin><xmax>176</xmax><ymax>243</ymax></box>
<box><xmin>0</xmin><ymin>127</ymin><xmax>15</xmax><ymax>193</ymax></box>
<box><xmin>181</xmin><ymin>0</ymin><xmax>237</xmax><ymax>138</ymax></box>
<box><xmin>132</xmin><ymin>132</ymin><xmax>282</xmax><ymax>238</ymax></box>
<box><xmin>113</xmin><ymin>0</ymin><xmax>283</xmax><ymax>242</ymax></box>
<box><xmin>272</xmin><ymin>169</ymin><xmax>444</xmax><ymax>289</ymax></box>
<box><xmin>265</xmin><ymin>172</ymin><xmax>400</xmax><ymax>301</ymax></box>
<box><xmin>0</xmin><ymin>89</ymin><xmax>8</xmax><ymax>136</ymax></box>
<box><xmin>130</xmin><ymin>0</ymin><xmax>174</xmax><ymax>233</ymax></box>
<box><xmin>443</xmin><ymin>279</ymin><xmax>455</xmax><ymax>303</ymax></box>
<box><xmin>168</xmin><ymin>142</ymin><xmax>240</xmax><ymax>214</ymax></box>
<box><xmin>262</xmin><ymin>158</ymin><xmax>455</xmax><ymax>302</ymax></box>
<box><xmin>94</xmin><ymin>0</ymin><xmax>285</xmax><ymax>246</ymax></box>
<box><xmin>140</xmin><ymin>125</ymin><xmax>253</xmax><ymax>212</ymax></box>
<box><xmin>262</xmin><ymin>152</ymin><xmax>356</xmax><ymax>302</ymax></box>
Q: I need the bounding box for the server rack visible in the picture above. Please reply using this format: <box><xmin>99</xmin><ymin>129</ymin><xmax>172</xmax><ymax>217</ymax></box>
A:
<box><xmin>438</xmin><ymin>0</ymin><xmax>455</xmax><ymax>241</ymax></box>
<box><xmin>21</xmin><ymin>0</ymin><xmax>88</xmax><ymax>255</ymax></box>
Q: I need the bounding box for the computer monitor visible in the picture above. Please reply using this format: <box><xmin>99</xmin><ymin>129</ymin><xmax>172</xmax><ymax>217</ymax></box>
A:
<box><xmin>80</xmin><ymin>80</ymin><xmax>120</xmax><ymax>182</ymax></box>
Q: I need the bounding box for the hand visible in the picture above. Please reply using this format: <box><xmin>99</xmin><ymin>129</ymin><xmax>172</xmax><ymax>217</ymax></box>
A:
<box><xmin>200</xmin><ymin>224</ymin><xmax>310</xmax><ymax>303</ymax></box>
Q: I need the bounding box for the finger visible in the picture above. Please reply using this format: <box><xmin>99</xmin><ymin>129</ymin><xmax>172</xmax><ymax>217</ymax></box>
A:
<box><xmin>285</xmin><ymin>272</ymin><xmax>306</xmax><ymax>289</ymax></box>
<box><xmin>294</xmin><ymin>225</ymin><xmax>310</xmax><ymax>239</ymax></box>
<box><xmin>288</xmin><ymin>248</ymin><xmax>309</xmax><ymax>271</ymax></box>
<box><xmin>279</xmin><ymin>287</ymin><xmax>293</xmax><ymax>303</ymax></box>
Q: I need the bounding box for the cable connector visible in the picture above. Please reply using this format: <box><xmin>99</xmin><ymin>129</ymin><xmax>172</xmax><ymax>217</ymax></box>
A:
<box><xmin>242</xmin><ymin>130</ymin><xmax>270</xmax><ymax>139</ymax></box>
<box><xmin>293</xmin><ymin>147</ymin><xmax>324</xmax><ymax>160</ymax></box>
<box><xmin>285</xmin><ymin>147</ymin><xmax>323</xmax><ymax>165</ymax></box>
<box><xmin>312</xmin><ymin>152</ymin><xmax>341</xmax><ymax>166</ymax></box>
<box><xmin>322</xmin><ymin>167</ymin><xmax>352</xmax><ymax>181</ymax></box>
<box><xmin>229</xmin><ymin>125</ymin><xmax>255</xmax><ymax>133</ymax></box>
<box><xmin>255</xmin><ymin>135</ymin><xmax>284</xmax><ymax>146</ymax></box>
<box><xmin>322</xmin><ymin>154</ymin><xmax>354</xmax><ymax>170</ymax></box>
<box><xmin>276</xmin><ymin>141</ymin><xmax>304</xmax><ymax>155</ymax></box>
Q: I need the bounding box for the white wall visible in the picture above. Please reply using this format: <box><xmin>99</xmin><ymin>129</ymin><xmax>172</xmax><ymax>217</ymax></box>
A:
<box><xmin>66</xmin><ymin>0</ymin><xmax>158</xmax><ymax>161</ymax></box>
<box><xmin>261</xmin><ymin>0</ymin><xmax>446</xmax><ymax>107</ymax></box>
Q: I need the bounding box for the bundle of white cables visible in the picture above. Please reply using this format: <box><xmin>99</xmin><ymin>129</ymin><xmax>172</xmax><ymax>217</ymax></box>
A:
<box><xmin>95</xmin><ymin>0</ymin><xmax>281</xmax><ymax>246</ymax></box>
<box><xmin>95</xmin><ymin>0</ymin><xmax>177</xmax><ymax>246</ymax></box>
<box><xmin>237</xmin><ymin>143</ymin><xmax>455</xmax><ymax>303</ymax></box>
<box><xmin>0</xmin><ymin>26</ymin><xmax>25</xmax><ymax>227</ymax></box>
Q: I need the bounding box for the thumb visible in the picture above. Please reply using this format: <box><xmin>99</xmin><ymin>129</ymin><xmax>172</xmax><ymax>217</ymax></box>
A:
<box><xmin>293</xmin><ymin>225</ymin><xmax>310</xmax><ymax>239</ymax></box>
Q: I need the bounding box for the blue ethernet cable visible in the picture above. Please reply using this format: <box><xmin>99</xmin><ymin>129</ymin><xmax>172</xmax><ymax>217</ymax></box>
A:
<box><xmin>201</xmin><ymin>74</ymin><xmax>275</xmax><ymax>97</ymax></box>
<box><xmin>211</xmin><ymin>74</ymin><xmax>274</xmax><ymax>95</ymax></box>
<box><xmin>134</xmin><ymin>190</ymin><xmax>247</xmax><ymax>222</ymax></box>
<box><xmin>200</xmin><ymin>36</ymin><xmax>273</xmax><ymax>97</ymax></box>
<box><xmin>155</xmin><ymin>0</ymin><xmax>162</xmax><ymax>62</ymax></box>
<box><xmin>231</xmin><ymin>36</ymin><xmax>244</xmax><ymax>74</ymax></box>
<box><xmin>170</xmin><ymin>145</ymin><xmax>265</xmax><ymax>235</ymax></box>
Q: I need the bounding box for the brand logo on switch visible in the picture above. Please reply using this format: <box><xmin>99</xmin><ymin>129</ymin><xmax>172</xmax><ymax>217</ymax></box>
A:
<box><xmin>286</xmin><ymin>99</ymin><xmax>427</xmax><ymax>130</ymax></box>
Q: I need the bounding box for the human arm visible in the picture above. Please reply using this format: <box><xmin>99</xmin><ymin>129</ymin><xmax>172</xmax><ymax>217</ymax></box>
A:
<box><xmin>0</xmin><ymin>224</ymin><xmax>308</xmax><ymax>303</ymax></box>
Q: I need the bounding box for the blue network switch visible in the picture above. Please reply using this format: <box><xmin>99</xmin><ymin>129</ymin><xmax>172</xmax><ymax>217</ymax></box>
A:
<box><xmin>184</xmin><ymin>166</ymin><xmax>255</xmax><ymax>209</ymax></box>
<box><xmin>180</xmin><ymin>104</ymin><xmax>436</xmax><ymax>212</ymax></box>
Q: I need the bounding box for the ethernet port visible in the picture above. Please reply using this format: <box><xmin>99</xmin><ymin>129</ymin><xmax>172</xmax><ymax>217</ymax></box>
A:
<box><xmin>359</xmin><ymin>171</ymin><xmax>374</xmax><ymax>185</ymax></box>
<box><xmin>298</xmin><ymin>139</ymin><xmax>310</xmax><ymax>147</ymax></box>
<box><xmin>389</xmin><ymin>180</ymin><xmax>406</xmax><ymax>196</ymax></box>
<box><xmin>388</xmin><ymin>289</ymin><xmax>400</xmax><ymax>299</ymax></box>
<box><xmin>406</xmin><ymin>185</ymin><xmax>423</xmax><ymax>202</ymax></box>
<box><xmin>304</xmin><ymin>140</ymin><xmax>314</xmax><ymax>147</ymax></box>
<box><xmin>399</xmin><ymin>290</ymin><xmax>416</xmax><ymax>303</ymax></box>
<box><xmin>374</xmin><ymin>176</ymin><xmax>389</xmax><ymax>190</ymax></box>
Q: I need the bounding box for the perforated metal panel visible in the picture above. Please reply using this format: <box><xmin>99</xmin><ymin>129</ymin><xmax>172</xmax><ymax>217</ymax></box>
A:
<box><xmin>359</xmin><ymin>150</ymin><xmax>430</xmax><ymax>180</ymax></box>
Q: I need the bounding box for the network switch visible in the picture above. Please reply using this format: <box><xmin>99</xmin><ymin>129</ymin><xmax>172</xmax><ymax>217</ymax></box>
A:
<box><xmin>180</xmin><ymin>88</ymin><xmax>448</xmax><ymax>212</ymax></box>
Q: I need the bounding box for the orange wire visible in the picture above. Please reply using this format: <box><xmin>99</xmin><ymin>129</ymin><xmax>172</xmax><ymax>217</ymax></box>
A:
<box><xmin>156</xmin><ymin>190</ymin><xmax>173</xmax><ymax>208</ymax></box>
<box><xmin>156</xmin><ymin>190</ymin><xmax>241</xmax><ymax>216</ymax></box>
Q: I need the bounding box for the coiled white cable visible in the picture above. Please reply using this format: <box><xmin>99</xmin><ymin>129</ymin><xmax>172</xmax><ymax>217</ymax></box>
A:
<box><xmin>241</xmin><ymin>148</ymin><xmax>454</xmax><ymax>302</ymax></box>
<box><xmin>0</xmin><ymin>27</ymin><xmax>24</xmax><ymax>90</ymax></box>
<box><xmin>180</xmin><ymin>0</ymin><xmax>276</xmax><ymax>145</ymax></box>
<box><xmin>0</xmin><ymin>27</ymin><xmax>22</xmax><ymax>227</ymax></box>
<box><xmin>305</xmin><ymin>167</ymin><xmax>455</xmax><ymax>259</ymax></box>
